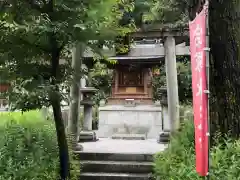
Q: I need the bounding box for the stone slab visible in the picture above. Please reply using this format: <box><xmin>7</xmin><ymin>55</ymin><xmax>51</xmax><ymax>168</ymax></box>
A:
<box><xmin>78</xmin><ymin>138</ymin><xmax>167</xmax><ymax>154</ymax></box>
<box><xmin>99</xmin><ymin>105</ymin><xmax>162</xmax><ymax>111</ymax></box>
<box><xmin>98</xmin><ymin>105</ymin><xmax>163</xmax><ymax>139</ymax></box>
<box><xmin>77</xmin><ymin>152</ymin><xmax>154</xmax><ymax>161</ymax></box>
<box><xmin>80</xmin><ymin>172</ymin><xmax>150</xmax><ymax>180</ymax></box>
<box><xmin>80</xmin><ymin>160</ymin><xmax>153</xmax><ymax>173</ymax></box>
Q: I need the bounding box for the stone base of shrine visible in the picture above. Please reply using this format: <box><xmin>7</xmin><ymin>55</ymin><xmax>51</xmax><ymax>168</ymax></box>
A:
<box><xmin>97</xmin><ymin>105</ymin><xmax>163</xmax><ymax>139</ymax></box>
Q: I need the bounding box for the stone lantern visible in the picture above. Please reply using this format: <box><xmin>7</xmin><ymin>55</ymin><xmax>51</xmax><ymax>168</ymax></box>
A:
<box><xmin>158</xmin><ymin>86</ymin><xmax>170</xmax><ymax>143</ymax></box>
<box><xmin>79</xmin><ymin>87</ymin><xmax>98</xmax><ymax>142</ymax></box>
<box><xmin>159</xmin><ymin>87</ymin><xmax>168</xmax><ymax>106</ymax></box>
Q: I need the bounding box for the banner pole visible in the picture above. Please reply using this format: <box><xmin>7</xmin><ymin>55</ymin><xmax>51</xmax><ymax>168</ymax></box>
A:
<box><xmin>204</xmin><ymin>0</ymin><xmax>210</xmax><ymax>179</ymax></box>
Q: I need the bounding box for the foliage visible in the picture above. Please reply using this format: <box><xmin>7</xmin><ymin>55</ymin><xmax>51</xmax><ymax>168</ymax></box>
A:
<box><xmin>0</xmin><ymin>110</ymin><xmax>80</xmax><ymax>180</ymax></box>
<box><xmin>0</xmin><ymin>111</ymin><xmax>60</xmax><ymax>179</ymax></box>
<box><xmin>88</xmin><ymin>61</ymin><xmax>114</xmax><ymax>105</ymax></box>
<box><xmin>159</xmin><ymin>0</ymin><xmax>240</xmax><ymax>137</ymax></box>
<box><xmin>143</xmin><ymin>0</ymin><xmax>189</xmax><ymax>27</ymax></box>
<box><xmin>86</xmin><ymin>61</ymin><xmax>114</xmax><ymax>130</ymax></box>
<box><xmin>154</xmin><ymin>116</ymin><xmax>240</xmax><ymax>180</ymax></box>
<box><xmin>115</xmin><ymin>0</ymin><xmax>155</xmax><ymax>54</ymax></box>
<box><xmin>8</xmin><ymin>81</ymin><xmax>69</xmax><ymax>111</ymax></box>
<box><xmin>1</xmin><ymin>1</ymin><xmax>134</xmax><ymax>178</ymax></box>
<box><xmin>144</xmin><ymin>0</ymin><xmax>206</xmax><ymax>24</ymax></box>
<box><xmin>154</xmin><ymin>119</ymin><xmax>197</xmax><ymax>180</ymax></box>
<box><xmin>0</xmin><ymin>0</ymin><xmax>133</xmax><ymax>111</ymax></box>
<box><xmin>177</xmin><ymin>60</ymin><xmax>192</xmax><ymax>103</ymax></box>
<box><xmin>130</xmin><ymin>0</ymin><xmax>152</xmax><ymax>26</ymax></box>
<box><xmin>152</xmin><ymin>58</ymin><xmax>192</xmax><ymax>103</ymax></box>
<box><xmin>152</xmin><ymin>0</ymin><xmax>240</xmax><ymax>139</ymax></box>
<box><xmin>151</xmin><ymin>65</ymin><xmax>166</xmax><ymax>101</ymax></box>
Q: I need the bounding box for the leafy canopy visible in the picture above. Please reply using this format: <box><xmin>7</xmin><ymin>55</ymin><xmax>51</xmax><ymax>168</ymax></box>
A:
<box><xmin>0</xmin><ymin>0</ymin><xmax>134</xmax><ymax>110</ymax></box>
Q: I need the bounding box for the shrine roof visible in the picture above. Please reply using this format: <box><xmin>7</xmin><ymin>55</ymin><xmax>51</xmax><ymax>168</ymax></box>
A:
<box><xmin>108</xmin><ymin>56</ymin><xmax>163</xmax><ymax>64</ymax></box>
<box><xmin>108</xmin><ymin>55</ymin><xmax>163</xmax><ymax>60</ymax></box>
<box><xmin>83</xmin><ymin>55</ymin><xmax>164</xmax><ymax>69</ymax></box>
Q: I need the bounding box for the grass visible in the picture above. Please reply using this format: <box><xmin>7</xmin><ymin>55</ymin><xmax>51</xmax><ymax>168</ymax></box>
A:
<box><xmin>0</xmin><ymin>110</ymin><xmax>59</xmax><ymax>179</ymax></box>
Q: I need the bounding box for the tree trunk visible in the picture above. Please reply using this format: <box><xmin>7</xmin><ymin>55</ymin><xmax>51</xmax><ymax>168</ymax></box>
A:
<box><xmin>187</xmin><ymin>0</ymin><xmax>240</xmax><ymax>138</ymax></box>
<box><xmin>50</xmin><ymin>41</ymin><xmax>70</xmax><ymax>179</ymax></box>
<box><xmin>50</xmin><ymin>93</ymin><xmax>70</xmax><ymax>179</ymax></box>
<box><xmin>209</xmin><ymin>0</ymin><xmax>240</xmax><ymax>137</ymax></box>
<box><xmin>68</xmin><ymin>42</ymin><xmax>84</xmax><ymax>150</ymax></box>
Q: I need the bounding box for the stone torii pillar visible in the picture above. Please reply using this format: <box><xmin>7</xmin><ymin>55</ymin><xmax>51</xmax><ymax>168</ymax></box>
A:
<box><xmin>164</xmin><ymin>36</ymin><xmax>180</xmax><ymax>131</ymax></box>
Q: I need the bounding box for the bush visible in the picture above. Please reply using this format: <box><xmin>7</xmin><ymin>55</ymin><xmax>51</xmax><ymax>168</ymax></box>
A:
<box><xmin>88</xmin><ymin>62</ymin><xmax>113</xmax><ymax>105</ymax></box>
<box><xmin>152</xmin><ymin>59</ymin><xmax>192</xmax><ymax>103</ymax></box>
<box><xmin>154</xmin><ymin>119</ymin><xmax>198</xmax><ymax>180</ymax></box>
<box><xmin>177</xmin><ymin>61</ymin><xmax>192</xmax><ymax>103</ymax></box>
<box><xmin>154</xmin><ymin>119</ymin><xmax>240</xmax><ymax>180</ymax></box>
<box><xmin>0</xmin><ymin>111</ymin><xmax>59</xmax><ymax>179</ymax></box>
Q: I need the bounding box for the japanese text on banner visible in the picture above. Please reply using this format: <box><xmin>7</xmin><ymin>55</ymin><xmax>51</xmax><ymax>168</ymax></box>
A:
<box><xmin>189</xmin><ymin>5</ymin><xmax>209</xmax><ymax>177</ymax></box>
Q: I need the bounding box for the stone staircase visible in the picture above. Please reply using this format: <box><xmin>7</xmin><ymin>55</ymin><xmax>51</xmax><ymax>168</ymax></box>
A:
<box><xmin>76</xmin><ymin>152</ymin><xmax>155</xmax><ymax>180</ymax></box>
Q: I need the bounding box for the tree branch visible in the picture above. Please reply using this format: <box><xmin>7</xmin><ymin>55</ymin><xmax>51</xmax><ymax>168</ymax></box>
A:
<box><xmin>25</xmin><ymin>0</ymin><xmax>43</xmax><ymax>12</ymax></box>
<box><xmin>24</xmin><ymin>0</ymin><xmax>51</xmax><ymax>13</ymax></box>
<box><xmin>18</xmin><ymin>37</ymin><xmax>51</xmax><ymax>53</ymax></box>
<box><xmin>58</xmin><ymin>43</ymin><xmax>65</xmax><ymax>52</ymax></box>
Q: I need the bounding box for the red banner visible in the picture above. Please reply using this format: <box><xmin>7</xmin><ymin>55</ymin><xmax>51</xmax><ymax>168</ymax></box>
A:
<box><xmin>189</xmin><ymin>4</ymin><xmax>209</xmax><ymax>177</ymax></box>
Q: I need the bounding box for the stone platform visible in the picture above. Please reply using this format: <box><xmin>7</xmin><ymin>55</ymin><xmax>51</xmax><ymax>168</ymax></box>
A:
<box><xmin>77</xmin><ymin>139</ymin><xmax>166</xmax><ymax>180</ymax></box>
<box><xmin>97</xmin><ymin>105</ymin><xmax>163</xmax><ymax>139</ymax></box>
<box><xmin>79</xmin><ymin>138</ymin><xmax>167</xmax><ymax>154</ymax></box>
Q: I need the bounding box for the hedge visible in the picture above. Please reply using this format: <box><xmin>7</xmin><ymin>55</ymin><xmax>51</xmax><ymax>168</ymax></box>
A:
<box><xmin>154</xmin><ymin>120</ymin><xmax>240</xmax><ymax>180</ymax></box>
<box><xmin>0</xmin><ymin>111</ymin><xmax>59</xmax><ymax>179</ymax></box>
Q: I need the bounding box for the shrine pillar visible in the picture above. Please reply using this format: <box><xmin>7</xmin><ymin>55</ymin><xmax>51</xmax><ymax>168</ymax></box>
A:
<box><xmin>164</xmin><ymin>36</ymin><xmax>180</xmax><ymax>131</ymax></box>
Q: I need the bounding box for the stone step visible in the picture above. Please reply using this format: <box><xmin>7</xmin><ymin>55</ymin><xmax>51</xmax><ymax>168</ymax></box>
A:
<box><xmin>81</xmin><ymin>160</ymin><xmax>153</xmax><ymax>173</ymax></box>
<box><xmin>80</xmin><ymin>172</ymin><xmax>152</xmax><ymax>180</ymax></box>
<box><xmin>111</xmin><ymin>134</ymin><xmax>146</xmax><ymax>140</ymax></box>
<box><xmin>75</xmin><ymin>152</ymin><xmax>153</xmax><ymax>162</ymax></box>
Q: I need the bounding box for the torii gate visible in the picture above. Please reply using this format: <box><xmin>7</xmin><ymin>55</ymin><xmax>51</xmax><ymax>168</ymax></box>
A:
<box><xmin>129</xmin><ymin>26</ymin><xmax>190</xmax><ymax>132</ymax></box>
<box><xmin>82</xmin><ymin>25</ymin><xmax>190</xmax><ymax>133</ymax></box>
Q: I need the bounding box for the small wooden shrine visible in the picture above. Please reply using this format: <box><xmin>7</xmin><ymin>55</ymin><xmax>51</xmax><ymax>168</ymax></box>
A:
<box><xmin>108</xmin><ymin>60</ymin><xmax>158</xmax><ymax>105</ymax></box>
<box><xmin>97</xmin><ymin>56</ymin><xmax>164</xmax><ymax>139</ymax></box>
